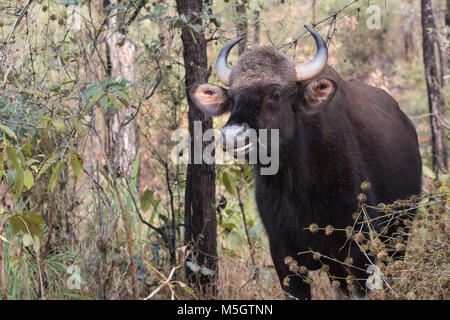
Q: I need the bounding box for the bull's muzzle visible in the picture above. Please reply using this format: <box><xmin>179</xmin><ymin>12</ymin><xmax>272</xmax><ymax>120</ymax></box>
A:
<box><xmin>221</xmin><ymin>123</ymin><xmax>255</xmax><ymax>157</ymax></box>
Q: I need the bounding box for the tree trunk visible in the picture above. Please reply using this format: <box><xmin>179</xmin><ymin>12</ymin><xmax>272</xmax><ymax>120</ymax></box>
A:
<box><xmin>312</xmin><ymin>0</ymin><xmax>318</xmax><ymax>25</ymax></box>
<box><xmin>235</xmin><ymin>0</ymin><xmax>248</xmax><ymax>55</ymax></box>
<box><xmin>176</xmin><ymin>0</ymin><xmax>218</xmax><ymax>293</ymax></box>
<box><xmin>104</xmin><ymin>0</ymin><xmax>140</xmax><ymax>180</ymax></box>
<box><xmin>433</xmin><ymin>1</ymin><xmax>448</xmax><ymax>87</ymax></box>
<box><xmin>253</xmin><ymin>10</ymin><xmax>260</xmax><ymax>45</ymax></box>
<box><xmin>103</xmin><ymin>0</ymin><xmax>139</xmax><ymax>299</ymax></box>
<box><xmin>404</xmin><ymin>9</ymin><xmax>414</xmax><ymax>60</ymax></box>
<box><xmin>447</xmin><ymin>0</ymin><xmax>450</xmax><ymax>32</ymax></box>
<box><xmin>404</xmin><ymin>32</ymin><xmax>414</xmax><ymax>60</ymax></box>
<box><xmin>421</xmin><ymin>0</ymin><xmax>448</xmax><ymax>173</ymax></box>
<box><xmin>447</xmin><ymin>0</ymin><xmax>450</xmax><ymax>74</ymax></box>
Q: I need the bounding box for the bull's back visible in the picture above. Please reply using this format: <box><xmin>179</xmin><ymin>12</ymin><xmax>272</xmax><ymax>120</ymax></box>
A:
<box><xmin>344</xmin><ymin>81</ymin><xmax>422</xmax><ymax>203</ymax></box>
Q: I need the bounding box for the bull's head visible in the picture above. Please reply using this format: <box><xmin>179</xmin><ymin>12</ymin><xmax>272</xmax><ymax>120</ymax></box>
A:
<box><xmin>190</xmin><ymin>25</ymin><xmax>335</xmax><ymax>159</ymax></box>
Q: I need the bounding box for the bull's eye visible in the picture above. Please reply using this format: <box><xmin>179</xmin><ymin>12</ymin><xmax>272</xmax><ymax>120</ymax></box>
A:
<box><xmin>270</xmin><ymin>92</ymin><xmax>281</xmax><ymax>101</ymax></box>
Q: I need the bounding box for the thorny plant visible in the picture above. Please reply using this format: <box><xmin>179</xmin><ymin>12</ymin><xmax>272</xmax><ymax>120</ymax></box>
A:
<box><xmin>283</xmin><ymin>181</ymin><xmax>449</xmax><ymax>300</ymax></box>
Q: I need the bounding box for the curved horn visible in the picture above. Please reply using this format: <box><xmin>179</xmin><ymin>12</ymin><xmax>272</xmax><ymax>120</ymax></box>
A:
<box><xmin>295</xmin><ymin>25</ymin><xmax>328</xmax><ymax>82</ymax></box>
<box><xmin>216</xmin><ymin>36</ymin><xmax>244</xmax><ymax>86</ymax></box>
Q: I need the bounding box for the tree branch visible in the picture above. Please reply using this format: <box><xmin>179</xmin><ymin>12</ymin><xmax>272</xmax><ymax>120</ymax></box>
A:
<box><xmin>126</xmin><ymin>0</ymin><xmax>149</xmax><ymax>27</ymax></box>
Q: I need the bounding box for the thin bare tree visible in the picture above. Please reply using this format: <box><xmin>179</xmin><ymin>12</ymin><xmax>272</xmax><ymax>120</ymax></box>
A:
<box><xmin>312</xmin><ymin>0</ymin><xmax>318</xmax><ymax>25</ymax></box>
<box><xmin>176</xmin><ymin>0</ymin><xmax>218</xmax><ymax>293</ymax></box>
<box><xmin>421</xmin><ymin>0</ymin><xmax>448</xmax><ymax>173</ymax></box>
<box><xmin>104</xmin><ymin>0</ymin><xmax>144</xmax><ymax>180</ymax></box>
<box><xmin>102</xmin><ymin>0</ymin><xmax>149</xmax><ymax>299</ymax></box>
<box><xmin>253</xmin><ymin>10</ymin><xmax>260</xmax><ymax>45</ymax></box>
<box><xmin>235</xmin><ymin>0</ymin><xmax>248</xmax><ymax>55</ymax></box>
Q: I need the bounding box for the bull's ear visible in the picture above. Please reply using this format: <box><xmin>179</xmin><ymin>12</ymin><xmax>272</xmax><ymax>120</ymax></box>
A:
<box><xmin>190</xmin><ymin>84</ymin><xmax>232</xmax><ymax>116</ymax></box>
<box><xmin>304</xmin><ymin>78</ymin><xmax>337</xmax><ymax>106</ymax></box>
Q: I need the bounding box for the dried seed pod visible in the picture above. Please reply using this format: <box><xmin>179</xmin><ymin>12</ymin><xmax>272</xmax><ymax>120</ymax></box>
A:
<box><xmin>309</xmin><ymin>223</ymin><xmax>319</xmax><ymax>233</ymax></box>
<box><xmin>357</xmin><ymin>193</ymin><xmax>367</xmax><ymax>203</ymax></box>
<box><xmin>360</xmin><ymin>181</ymin><xmax>371</xmax><ymax>192</ymax></box>
<box><xmin>355</xmin><ymin>232</ymin><xmax>365</xmax><ymax>244</ymax></box>
<box><xmin>284</xmin><ymin>256</ymin><xmax>294</xmax><ymax>265</ymax></box>
<box><xmin>299</xmin><ymin>266</ymin><xmax>308</xmax><ymax>275</ymax></box>
<box><xmin>377</xmin><ymin>250</ymin><xmax>388</xmax><ymax>261</ymax></box>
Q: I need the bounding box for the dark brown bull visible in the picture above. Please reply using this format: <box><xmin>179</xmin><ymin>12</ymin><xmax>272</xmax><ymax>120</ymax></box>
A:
<box><xmin>190</xmin><ymin>25</ymin><xmax>422</xmax><ymax>299</ymax></box>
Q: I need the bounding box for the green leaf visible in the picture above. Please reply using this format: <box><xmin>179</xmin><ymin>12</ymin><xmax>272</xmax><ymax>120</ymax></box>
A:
<box><xmin>23</xmin><ymin>233</ymin><xmax>33</xmax><ymax>247</ymax></box>
<box><xmin>70</xmin><ymin>153</ymin><xmax>83</xmax><ymax>179</ymax></box>
<box><xmin>438</xmin><ymin>174</ymin><xmax>448</xmax><ymax>184</ymax></box>
<box><xmin>0</xmin><ymin>124</ymin><xmax>17</xmax><ymax>140</ymax></box>
<box><xmin>222</xmin><ymin>171</ymin><xmax>236</xmax><ymax>196</ymax></box>
<box><xmin>108</xmin><ymin>93</ymin><xmax>122</xmax><ymax>110</ymax></box>
<box><xmin>227</xmin><ymin>231</ymin><xmax>242</xmax><ymax>252</ymax></box>
<box><xmin>6</xmin><ymin>146</ymin><xmax>24</xmax><ymax>199</ymax></box>
<box><xmin>6</xmin><ymin>146</ymin><xmax>22</xmax><ymax>170</ymax></box>
<box><xmin>221</xmin><ymin>222</ymin><xmax>236</xmax><ymax>231</ymax></box>
<box><xmin>6</xmin><ymin>170</ymin><xmax>17</xmax><ymax>184</ymax></box>
<box><xmin>131</xmin><ymin>150</ymin><xmax>140</xmax><ymax>181</ymax></box>
<box><xmin>249</xmin><ymin>0</ymin><xmax>264</xmax><ymax>11</ymax></box>
<box><xmin>23</xmin><ymin>170</ymin><xmax>34</xmax><ymax>189</ymax></box>
<box><xmin>52</xmin><ymin>118</ymin><xmax>66</xmax><ymax>132</ymax></box>
<box><xmin>200</xmin><ymin>266</ymin><xmax>214</xmax><ymax>276</ymax></box>
<box><xmin>104</xmin><ymin>3</ymin><xmax>126</xmax><ymax>11</ymax></box>
<box><xmin>49</xmin><ymin>160</ymin><xmax>64</xmax><ymax>191</ymax></box>
<box><xmin>70</xmin><ymin>117</ymin><xmax>84</xmax><ymax>134</ymax></box>
<box><xmin>24</xmin><ymin>211</ymin><xmax>45</xmax><ymax>227</ymax></box>
<box><xmin>422</xmin><ymin>165</ymin><xmax>435</xmax><ymax>179</ymax></box>
<box><xmin>0</xmin><ymin>234</ymin><xmax>9</xmax><ymax>243</ymax></box>
<box><xmin>153</xmin><ymin>4</ymin><xmax>167</xmax><ymax>17</ymax></box>
<box><xmin>0</xmin><ymin>149</ymin><xmax>4</xmax><ymax>179</ymax></box>
<box><xmin>61</xmin><ymin>0</ymin><xmax>79</xmax><ymax>5</ymax></box>
<box><xmin>22</xmin><ymin>88</ymin><xmax>45</xmax><ymax>97</ymax></box>
<box><xmin>32</xmin><ymin>235</ymin><xmax>40</xmax><ymax>254</ymax></box>
<box><xmin>7</xmin><ymin>211</ymin><xmax>44</xmax><ymax>244</ymax></box>
<box><xmin>22</xmin><ymin>144</ymin><xmax>32</xmax><ymax>156</ymax></box>
<box><xmin>37</xmin><ymin>161</ymin><xmax>53</xmax><ymax>180</ymax></box>
<box><xmin>116</xmin><ymin>90</ymin><xmax>130</xmax><ymax>107</ymax></box>
<box><xmin>186</xmin><ymin>261</ymin><xmax>201</xmax><ymax>273</ymax></box>
<box><xmin>149</xmin><ymin>200</ymin><xmax>160</xmax><ymax>225</ymax></box>
<box><xmin>180</xmin><ymin>14</ymin><xmax>188</xmax><ymax>23</ymax></box>
<box><xmin>86</xmin><ymin>92</ymin><xmax>104</xmax><ymax>112</ymax></box>
<box><xmin>125</xmin><ymin>90</ymin><xmax>143</xmax><ymax>102</ymax></box>
<box><xmin>188</xmin><ymin>24</ymin><xmax>203</xmax><ymax>33</ymax></box>
<box><xmin>140</xmin><ymin>189</ymin><xmax>154</xmax><ymax>213</ymax></box>
<box><xmin>36</xmin><ymin>117</ymin><xmax>51</xmax><ymax>129</ymax></box>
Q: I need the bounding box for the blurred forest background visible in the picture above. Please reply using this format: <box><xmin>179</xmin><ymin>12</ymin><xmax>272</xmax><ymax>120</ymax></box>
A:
<box><xmin>0</xmin><ymin>0</ymin><xmax>448</xmax><ymax>300</ymax></box>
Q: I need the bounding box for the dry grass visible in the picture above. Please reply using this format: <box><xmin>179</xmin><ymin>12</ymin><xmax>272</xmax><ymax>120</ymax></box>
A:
<box><xmin>215</xmin><ymin>254</ymin><xmax>284</xmax><ymax>300</ymax></box>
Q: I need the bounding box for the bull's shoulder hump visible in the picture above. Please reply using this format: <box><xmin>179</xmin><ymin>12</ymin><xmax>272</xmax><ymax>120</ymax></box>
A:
<box><xmin>344</xmin><ymin>80</ymin><xmax>399</xmax><ymax>110</ymax></box>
